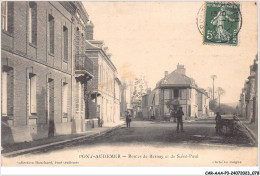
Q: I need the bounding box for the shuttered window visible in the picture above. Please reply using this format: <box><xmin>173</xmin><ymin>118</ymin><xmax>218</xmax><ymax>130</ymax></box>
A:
<box><xmin>180</xmin><ymin>89</ymin><xmax>187</xmax><ymax>100</ymax></box>
<box><xmin>2</xmin><ymin>66</ymin><xmax>14</xmax><ymax>117</ymax></box>
<box><xmin>48</xmin><ymin>14</ymin><xmax>54</xmax><ymax>54</ymax></box>
<box><xmin>63</xmin><ymin>26</ymin><xmax>68</xmax><ymax>62</ymax></box>
<box><xmin>1</xmin><ymin>2</ymin><xmax>14</xmax><ymax>33</ymax></box>
<box><xmin>62</xmin><ymin>82</ymin><xmax>68</xmax><ymax>115</ymax></box>
<box><xmin>2</xmin><ymin>71</ymin><xmax>7</xmax><ymax>116</ymax></box>
<box><xmin>29</xmin><ymin>2</ymin><xmax>37</xmax><ymax>45</ymax></box>
<box><xmin>1</xmin><ymin>2</ymin><xmax>7</xmax><ymax>31</ymax></box>
<box><xmin>29</xmin><ymin>73</ymin><xmax>37</xmax><ymax>114</ymax></box>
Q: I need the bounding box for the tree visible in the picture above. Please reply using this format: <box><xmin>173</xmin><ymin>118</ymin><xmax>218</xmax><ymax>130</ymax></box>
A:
<box><xmin>209</xmin><ymin>99</ymin><xmax>217</xmax><ymax>112</ymax></box>
<box><xmin>216</xmin><ymin>87</ymin><xmax>225</xmax><ymax>109</ymax></box>
<box><xmin>131</xmin><ymin>76</ymin><xmax>148</xmax><ymax>111</ymax></box>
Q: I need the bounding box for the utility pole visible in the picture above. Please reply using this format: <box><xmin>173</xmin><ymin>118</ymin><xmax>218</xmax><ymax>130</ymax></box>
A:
<box><xmin>210</xmin><ymin>75</ymin><xmax>217</xmax><ymax>112</ymax></box>
<box><xmin>210</xmin><ymin>75</ymin><xmax>217</xmax><ymax>101</ymax></box>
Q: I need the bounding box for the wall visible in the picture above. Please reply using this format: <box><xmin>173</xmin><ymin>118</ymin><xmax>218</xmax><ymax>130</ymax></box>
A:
<box><xmin>1</xmin><ymin>2</ymin><xmax>78</xmax><ymax>144</ymax></box>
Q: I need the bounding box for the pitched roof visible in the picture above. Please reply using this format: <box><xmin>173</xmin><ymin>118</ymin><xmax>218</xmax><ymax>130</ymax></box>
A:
<box><xmin>156</xmin><ymin>70</ymin><xmax>195</xmax><ymax>88</ymax></box>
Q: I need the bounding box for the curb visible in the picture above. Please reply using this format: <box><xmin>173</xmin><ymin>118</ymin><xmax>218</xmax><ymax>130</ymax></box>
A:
<box><xmin>240</xmin><ymin>122</ymin><xmax>257</xmax><ymax>146</ymax></box>
<box><xmin>3</xmin><ymin>124</ymin><xmax>123</xmax><ymax>157</ymax></box>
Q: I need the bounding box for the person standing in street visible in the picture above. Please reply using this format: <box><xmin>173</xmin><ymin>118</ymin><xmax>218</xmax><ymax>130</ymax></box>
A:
<box><xmin>176</xmin><ymin>107</ymin><xmax>184</xmax><ymax>132</ymax></box>
<box><xmin>126</xmin><ymin>111</ymin><xmax>131</xmax><ymax>128</ymax></box>
<box><xmin>215</xmin><ymin>112</ymin><xmax>222</xmax><ymax>134</ymax></box>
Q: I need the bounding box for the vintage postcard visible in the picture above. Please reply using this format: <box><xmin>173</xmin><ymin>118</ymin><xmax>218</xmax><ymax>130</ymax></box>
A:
<box><xmin>1</xmin><ymin>0</ymin><xmax>259</xmax><ymax>171</ymax></box>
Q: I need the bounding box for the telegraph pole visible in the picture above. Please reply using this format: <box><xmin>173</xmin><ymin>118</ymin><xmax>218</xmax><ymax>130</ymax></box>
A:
<box><xmin>210</xmin><ymin>75</ymin><xmax>217</xmax><ymax>112</ymax></box>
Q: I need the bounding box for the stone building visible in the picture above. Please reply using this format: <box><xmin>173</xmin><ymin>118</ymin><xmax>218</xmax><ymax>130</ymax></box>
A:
<box><xmin>1</xmin><ymin>1</ymin><xmax>94</xmax><ymax>144</ymax></box>
<box><xmin>85</xmin><ymin>32</ymin><xmax>121</xmax><ymax>125</ymax></box>
<box><xmin>238</xmin><ymin>57</ymin><xmax>258</xmax><ymax>124</ymax></box>
<box><xmin>142</xmin><ymin>64</ymin><xmax>209</xmax><ymax>120</ymax></box>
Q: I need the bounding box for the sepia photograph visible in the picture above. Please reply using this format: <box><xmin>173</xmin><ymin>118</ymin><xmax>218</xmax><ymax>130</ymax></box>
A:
<box><xmin>0</xmin><ymin>0</ymin><xmax>259</xmax><ymax>173</ymax></box>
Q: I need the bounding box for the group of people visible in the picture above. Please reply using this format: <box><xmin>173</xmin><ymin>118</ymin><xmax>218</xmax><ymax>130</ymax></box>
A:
<box><xmin>124</xmin><ymin>107</ymin><xmax>185</xmax><ymax>131</ymax></box>
<box><xmin>170</xmin><ymin>108</ymin><xmax>224</xmax><ymax>134</ymax></box>
<box><xmin>125</xmin><ymin>107</ymin><xmax>224</xmax><ymax>134</ymax></box>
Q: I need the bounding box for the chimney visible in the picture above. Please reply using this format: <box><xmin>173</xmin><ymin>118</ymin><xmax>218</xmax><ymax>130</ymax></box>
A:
<box><xmin>146</xmin><ymin>88</ymin><xmax>151</xmax><ymax>94</ymax></box>
<box><xmin>164</xmin><ymin>71</ymin><xmax>168</xmax><ymax>77</ymax></box>
<box><xmin>85</xmin><ymin>21</ymin><xmax>94</xmax><ymax>40</ymax></box>
<box><xmin>176</xmin><ymin>64</ymin><xmax>186</xmax><ymax>75</ymax></box>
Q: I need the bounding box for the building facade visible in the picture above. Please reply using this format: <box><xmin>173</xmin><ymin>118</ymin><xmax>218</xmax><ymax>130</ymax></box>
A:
<box><xmin>142</xmin><ymin>64</ymin><xmax>209</xmax><ymax>120</ymax></box>
<box><xmin>85</xmin><ymin>35</ymin><xmax>121</xmax><ymax>125</ymax></box>
<box><xmin>238</xmin><ymin>57</ymin><xmax>258</xmax><ymax>124</ymax></box>
<box><xmin>1</xmin><ymin>1</ymin><xmax>94</xmax><ymax>144</ymax></box>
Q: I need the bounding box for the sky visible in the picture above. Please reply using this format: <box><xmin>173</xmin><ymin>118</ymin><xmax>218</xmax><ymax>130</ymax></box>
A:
<box><xmin>83</xmin><ymin>1</ymin><xmax>258</xmax><ymax>105</ymax></box>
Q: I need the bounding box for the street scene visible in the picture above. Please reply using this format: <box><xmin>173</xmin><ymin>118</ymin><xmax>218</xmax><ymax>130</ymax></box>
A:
<box><xmin>1</xmin><ymin>1</ymin><xmax>258</xmax><ymax>167</ymax></box>
<box><xmin>2</xmin><ymin>119</ymin><xmax>253</xmax><ymax>157</ymax></box>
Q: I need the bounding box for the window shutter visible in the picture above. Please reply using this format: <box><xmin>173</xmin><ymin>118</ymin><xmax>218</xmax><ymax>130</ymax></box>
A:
<box><xmin>7</xmin><ymin>69</ymin><xmax>14</xmax><ymax>115</ymax></box>
<box><xmin>2</xmin><ymin>71</ymin><xmax>8</xmax><ymax>116</ymax></box>
<box><xmin>63</xmin><ymin>26</ymin><xmax>68</xmax><ymax>62</ymax></box>
<box><xmin>28</xmin><ymin>7</ymin><xmax>32</xmax><ymax>43</ymax></box>
<box><xmin>1</xmin><ymin>2</ymin><xmax>7</xmax><ymax>31</ymax></box>
<box><xmin>31</xmin><ymin>3</ymin><xmax>37</xmax><ymax>45</ymax></box>
<box><xmin>75</xmin><ymin>81</ymin><xmax>79</xmax><ymax>111</ymax></box>
<box><xmin>49</xmin><ymin>15</ymin><xmax>54</xmax><ymax>54</ymax></box>
<box><xmin>62</xmin><ymin>83</ymin><xmax>68</xmax><ymax>114</ymax></box>
<box><xmin>30</xmin><ymin>75</ymin><xmax>37</xmax><ymax>114</ymax></box>
<box><xmin>7</xmin><ymin>1</ymin><xmax>14</xmax><ymax>33</ymax></box>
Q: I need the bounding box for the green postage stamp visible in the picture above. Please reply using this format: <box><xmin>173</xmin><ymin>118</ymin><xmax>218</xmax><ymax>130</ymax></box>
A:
<box><xmin>203</xmin><ymin>2</ymin><xmax>242</xmax><ymax>46</ymax></box>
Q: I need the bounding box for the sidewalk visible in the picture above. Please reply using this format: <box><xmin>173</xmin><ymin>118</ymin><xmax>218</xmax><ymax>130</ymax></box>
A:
<box><xmin>2</xmin><ymin>120</ymin><xmax>125</xmax><ymax>157</ymax></box>
<box><xmin>237</xmin><ymin>117</ymin><xmax>258</xmax><ymax>143</ymax></box>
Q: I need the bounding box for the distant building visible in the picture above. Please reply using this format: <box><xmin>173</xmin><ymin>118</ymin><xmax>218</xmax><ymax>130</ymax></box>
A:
<box><xmin>85</xmin><ymin>33</ymin><xmax>121</xmax><ymax>124</ymax></box>
<box><xmin>142</xmin><ymin>64</ymin><xmax>209</xmax><ymax>120</ymax></box>
<box><xmin>238</xmin><ymin>57</ymin><xmax>258</xmax><ymax>123</ymax></box>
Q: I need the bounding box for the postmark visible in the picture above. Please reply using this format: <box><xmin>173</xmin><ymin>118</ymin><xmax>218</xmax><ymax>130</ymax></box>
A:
<box><xmin>197</xmin><ymin>2</ymin><xmax>242</xmax><ymax>46</ymax></box>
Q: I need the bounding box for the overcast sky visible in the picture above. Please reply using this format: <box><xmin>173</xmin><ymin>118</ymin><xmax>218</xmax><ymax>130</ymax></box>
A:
<box><xmin>83</xmin><ymin>1</ymin><xmax>258</xmax><ymax>104</ymax></box>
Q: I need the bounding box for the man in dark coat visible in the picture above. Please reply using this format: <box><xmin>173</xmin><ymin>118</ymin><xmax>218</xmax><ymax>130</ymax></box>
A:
<box><xmin>215</xmin><ymin>112</ymin><xmax>222</xmax><ymax>134</ymax></box>
<box><xmin>176</xmin><ymin>107</ymin><xmax>184</xmax><ymax>132</ymax></box>
<box><xmin>126</xmin><ymin>111</ymin><xmax>131</xmax><ymax>128</ymax></box>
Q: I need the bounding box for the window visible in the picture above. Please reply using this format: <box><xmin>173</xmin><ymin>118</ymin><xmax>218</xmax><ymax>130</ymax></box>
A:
<box><xmin>29</xmin><ymin>73</ymin><xmax>37</xmax><ymax>114</ymax></box>
<box><xmin>187</xmin><ymin>89</ymin><xmax>190</xmax><ymax>99</ymax></box>
<box><xmin>29</xmin><ymin>2</ymin><xmax>37</xmax><ymax>45</ymax></box>
<box><xmin>2</xmin><ymin>71</ymin><xmax>7</xmax><ymax>116</ymax></box>
<box><xmin>2</xmin><ymin>66</ymin><xmax>14</xmax><ymax>117</ymax></box>
<box><xmin>75</xmin><ymin>81</ymin><xmax>81</xmax><ymax>113</ymax></box>
<box><xmin>48</xmin><ymin>14</ymin><xmax>54</xmax><ymax>54</ymax></box>
<box><xmin>155</xmin><ymin>92</ymin><xmax>159</xmax><ymax>106</ymax></box>
<box><xmin>98</xmin><ymin>65</ymin><xmax>101</xmax><ymax>84</ymax></box>
<box><xmin>164</xmin><ymin>89</ymin><xmax>171</xmax><ymax>99</ymax></box>
<box><xmin>1</xmin><ymin>1</ymin><xmax>14</xmax><ymax>33</ymax></box>
<box><xmin>63</xmin><ymin>26</ymin><xmax>68</xmax><ymax>62</ymax></box>
<box><xmin>174</xmin><ymin>89</ymin><xmax>179</xmax><ymax>99</ymax></box>
<box><xmin>100</xmin><ymin>67</ymin><xmax>102</xmax><ymax>84</ymax></box>
<box><xmin>180</xmin><ymin>89</ymin><xmax>187</xmax><ymax>99</ymax></box>
<box><xmin>62</xmin><ymin>82</ymin><xmax>68</xmax><ymax>117</ymax></box>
